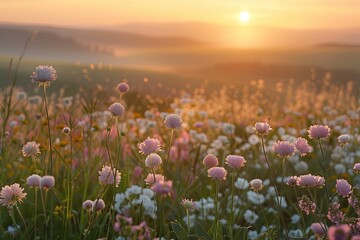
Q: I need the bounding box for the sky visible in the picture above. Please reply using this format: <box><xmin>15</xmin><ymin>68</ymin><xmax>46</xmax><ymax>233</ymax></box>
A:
<box><xmin>0</xmin><ymin>0</ymin><xmax>360</xmax><ymax>29</ymax></box>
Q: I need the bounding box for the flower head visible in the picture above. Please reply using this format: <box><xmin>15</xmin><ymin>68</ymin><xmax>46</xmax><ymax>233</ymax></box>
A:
<box><xmin>296</xmin><ymin>174</ymin><xmax>325</xmax><ymax>188</ymax></box>
<box><xmin>40</xmin><ymin>176</ymin><xmax>55</xmax><ymax>190</ymax></box>
<box><xmin>207</xmin><ymin>167</ymin><xmax>227</xmax><ymax>180</ymax></box>
<box><xmin>82</xmin><ymin>200</ymin><xmax>94</xmax><ymax>211</ymax></box>
<box><xmin>144</xmin><ymin>173</ymin><xmax>164</xmax><ymax>186</ymax></box>
<box><xmin>338</xmin><ymin>134</ymin><xmax>351</xmax><ymax>145</ymax></box>
<box><xmin>22</xmin><ymin>141</ymin><xmax>40</xmax><ymax>157</ymax></box>
<box><xmin>202</xmin><ymin>154</ymin><xmax>219</xmax><ymax>168</ymax></box>
<box><xmin>181</xmin><ymin>199</ymin><xmax>195</xmax><ymax>210</ymax></box>
<box><xmin>139</xmin><ymin>137</ymin><xmax>161</xmax><ymax>155</ymax></box>
<box><xmin>253</xmin><ymin>122</ymin><xmax>272</xmax><ymax>135</ymax></box>
<box><xmin>287</xmin><ymin>176</ymin><xmax>298</xmax><ymax>186</ymax></box>
<box><xmin>164</xmin><ymin>114</ymin><xmax>182</xmax><ymax>129</ymax></box>
<box><xmin>0</xmin><ymin>183</ymin><xmax>27</xmax><ymax>207</ymax></box>
<box><xmin>26</xmin><ymin>174</ymin><xmax>41</xmax><ymax>188</ymax></box>
<box><xmin>98</xmin><ymin>166</ymin><xmax>121</xmax><ymax>187</ymax></box>
<box><xmin>117</xmin><ymin>82</ymin><xmax>129</xmax><ymax>93</ymax></box>
<box><xmin>336</xmin><ymin>179</ymin><xmax>351</xmax><ymax>196</ymax></box>
<box><xmin>354</xmin><ymin>163</ymin><xmax>360</xmax><ymax>173</ymax></box>
<box><xmin>145</xmin><ymin>153</ymin><xmax>162</xmax><ymax>168</ymax></box>
<box><xmin>273</xmin><ymin>141</ymin><xmax>295</xmax><ymax>157</ymax></box>
<box><xmin>31</xmin><ymin>65</ymin><xmax>57</xmax><ymax>86</ymax></box>
<box><xmin>308</xmin><ymin>125</ymin><xmax>331</xmax><ymax>139</ymax></box>
<box><xmin>294</xmin><ymin>137</ymin><xmax>312</xmax><ymax>156</ymax></box>
<box><xmin>310</xmin><ymin>223</ymin><xmax>326</xmax><ymax>237</ymax></box>
<box><xmin>92</xmin><ymin>199</ymin><xmax>106</xmax><ymax>212</ymax></box>
<box><xmin>327</xmin><ymin>224</ymin><xmax>351</xmax><ymax>240</ymax></box>
<box><xmin>108</xmin><ymin>102</ymin><xmax>125</xmax><ymax>117</ymax></box>
<box><xmin>151</xmin><ymin>180</ymin><xmax>172</xmax><ymax>196</ymax></box>
<box><xmin>62</xmin><ymin>127</ymin><xmax>71</xmax><ymax>135</ymax></box>
<box><xmin>250</xmin><ymin>179</ymin><xmax>264</xmax><ymax>191</ymax></box>
<box><xmin>225</xmin><ymin>155</ymin><xmax>246</xmax><ymax>169</ymax></box>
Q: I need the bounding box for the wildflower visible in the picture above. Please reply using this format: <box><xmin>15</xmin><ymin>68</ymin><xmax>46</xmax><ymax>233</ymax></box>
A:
<box><xmin>16</xmin><ymin>91</ymin><xmax>27</xmax><ymax>101</ymax></box>
<box><xmin>308</xmin><ymin>125</ymin><xmax>331</xmax><ymax>139</ymax></box>
<box><xmin>244</xmin><ymin>210</ymin><xmax>259</xmax><ymax>224</ymax></box>
<box><xmin>117</xmin><ymin>82</ymin><xmax>129</xmax><ymax>93</ymax></box>
<box><xmin>139</xmin><ymin>137</ymin><xmax>161</xmax><ymax>155</ymax></box>
<box><xmin>354</xmin><ymin>163</ymin><xmax>360</xmax><ymax>173</ymax></box>
<box><xmin>298</xmin><ymin>195</ymin><xmax>316</xmax><ymax>215</ymax></box>
<box><xmin>338</xmin><ymin>134</ymin><xmax>351</xmax><ymax>145</ymax></box>
<box><xmin>287</xmin><ymin>176</ymin><xmax>298</xmax><ymax>186</ymax></box>
<box><xmin>98</xmin><ymin>166</ymin><xmax>121</xmax><ymax>187</ymax></box>
<box><xmin>248</xmin><ymin>134</ymin><xmax>260</xmax><ymax>145</ymax></box>
<box><xmin>22</xmin><ymin>141</ymin><xmax>40</xmax><ymax>157</ymax></box>
<box><xmin>181</xmin><ymin>199</ymin><xmax>195</xmax><ymax>210</ymax></box>
<box><xmin>82</xmin><ymin>200</ymin><xmax>94</xmax><ymax>211</ymax></box>
<box><xmin>144</xmin><ymin>173</ymin><xmax>164</xmax><ymax>186</ymax></box>
<box><xmin>250</xmin><ymin>179</ymin><xmax>264</xmax><ymax>192</ymax></box>
<box><xmin>234</xmin><ymin>177</ymin><xmax>249</xmax><ymax>190</ymax></box>
<box><xmin>0</xmin><ymin>183</ymin><xmax>27</xmax><ymax>207</ymax></box>
<box><xmin>145</xmin><ymin>153</ymin><xmax>162</xmax><ymax>168</ymax></box>
<box><xmin>164</xmin><ymin>114</ymin><xmax>182</xmax><ymax>129</ymax></box>
<box><xmin>108</xmin><ymin>102</ymin><xmax>125</xmax><ymax>117</ymax></box>
<box><xmin>151</xmin><ymin>180</ymin><xmax>172</xmax><ymax>196</ymax></box>
<box><xmin>26</xmin><ymin>174</ymin><xmax>41</xmax><ymax>188</ymax></box>
<box><xmin>327</xmin><ymin>202</ymin><xmax>345</xmax><ymax>224</ymax></box>
<box><xmin>273</xmin><ymin>141</ymin><xmax>295</xmax><ymax>157</ymax></box>
<box><xmin>327</xmin><ymin>224</ymin><xmax>351</xmax><ymax>240</ymax></box>
<box><xmin>253</xmin><ymin>122</ymin><xmax>272</xmax><ymax>135</ymax></box>
<box><xmin>225</xmin><ymin>155</ymin><xmax>246</xmax><ymax>169</ymax></box>
<box><xmin>336</xmin><ymin>179</ymin><xmax>352</xmax><ymax>196</ymax></box>
<box><xmin>294</xmin><ymin>137</ymin><xmax>312</xmax><ymax>156</ymax></box>
<box><xmin>207</xmin><ymin>167</ymin><xmax>227</xmax><ymax>180</ymax></box>
<box><xmin>296</xmin><ymin>174</ymin><xmax>325</xmax><ymax>188</ymax></box>
<box><xmin>310</xmin><ymin>223</ymin><xmax>326</xmax><ymax>237</ymax></box>
<box><xmin>40</xmin><ymin>176</ymin><xmax>55</xmax><ymax>189</ymax></box>
<box><xmin>30</xmin><ymin>65</ymin><xmax>57</xmax><ymax>86</ymax></box>
<box><xmin>202</xmin><ymin>154</ymin><xmax>219</xmax><ymax>168</ymax></box>
<box><xmin>348</xmin><ymin>187</ymin><xmax>360</xmax><ymax>215</ymax></box>
<box><xmin>62</xmin><ymin>127</ymin><xmax>71</xmax><ymax>135</ymax></box>
<box><xmin>92</xmin><ymin>199</ymin><xmax>106</xmax><ymax>212</ymax></box>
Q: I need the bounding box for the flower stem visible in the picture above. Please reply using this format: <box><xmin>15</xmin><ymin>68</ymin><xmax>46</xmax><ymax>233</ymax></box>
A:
<box><xmin>214</xmin><ymin>181</ymin><xmax>219</xmax><ymax>240</ymax></box>
<box><xmin>229</xmin><ymin>170</ymin><xmax>235</xmax><ymax>240</ymax></box>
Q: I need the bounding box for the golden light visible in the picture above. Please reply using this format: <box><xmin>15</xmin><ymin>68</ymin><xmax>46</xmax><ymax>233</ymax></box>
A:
<box><xmin>239</xmin><ymin>11</ymin><xmax>250</xmax><ymax>23</ymax></box>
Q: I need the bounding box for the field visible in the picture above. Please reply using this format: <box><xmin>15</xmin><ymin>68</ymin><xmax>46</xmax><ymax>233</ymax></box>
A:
<box><xmin>1</xmin><ymin>22</ymin><xmax>360</xmax><ymax>240</ymax></box>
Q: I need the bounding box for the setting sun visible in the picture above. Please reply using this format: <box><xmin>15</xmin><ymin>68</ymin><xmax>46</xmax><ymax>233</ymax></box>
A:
<box><xmin>239</xmin><ymin>11</ymin><xmax>250</xmax><ymax>23</ymax></box>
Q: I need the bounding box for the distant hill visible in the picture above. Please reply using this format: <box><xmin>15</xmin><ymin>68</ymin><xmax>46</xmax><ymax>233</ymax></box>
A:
<box><xmin>316</xmin><ymin>42</ymin><xmax>360</xmax><ymax>49</ymax></box>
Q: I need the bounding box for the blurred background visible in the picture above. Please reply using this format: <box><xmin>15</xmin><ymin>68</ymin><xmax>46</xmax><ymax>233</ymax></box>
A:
<box><xmin>0</xmin><ymin>0</ymin><xmax>360</xmax><ymax>95</ymax></box>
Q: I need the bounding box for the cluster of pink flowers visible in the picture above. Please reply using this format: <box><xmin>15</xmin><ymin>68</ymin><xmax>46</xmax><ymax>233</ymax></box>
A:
<box><xmin>82</xmin><ymin>199</ymin><xmax>106</xmax><ymax>212</ymax></box>
<box><xmin>298</xmin><ymin>195</ymin><xmax>316</xmax><ymax>215</ymax></box>
<box><xmin>98</xmin><ymin>166</ymin><xmax>121</xmax><ymax>187</ymax></box>
<box><xmin>327</xmin><ymin>202</ymin><xmax>345</xmax><ymax>224</ymax></box>
<box><xmin>27</xmin><ymin>174</ymin><xmax>55</xmax><ymax>190</ymax></box>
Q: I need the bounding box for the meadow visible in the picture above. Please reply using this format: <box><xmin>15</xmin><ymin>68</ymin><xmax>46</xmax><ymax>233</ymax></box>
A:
<box><xmin>1</xmin><ymin>51</ymin><xmax>360</xmax><ymax>240</ymax></box>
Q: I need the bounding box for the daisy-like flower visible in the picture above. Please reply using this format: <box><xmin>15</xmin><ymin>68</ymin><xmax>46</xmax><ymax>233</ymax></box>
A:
<box><xmin>225</xmin><ymin>155</ymin><xmax>246</xmax><ymax>169</ymax></box>
<box><xmin>164</xmin><ymin>114</ymin><xmax>182</xmax><ymax>129</ymax></box>
<box><xmin>336</xmin><ymin>179</ymin><xmax>351</xmax><ymax>196</ymax></box>
<box><xmin>151</xmin><ymin>180</ymin><xmax>172</xmax><ymax>196</ymax></box>
<box><xmin>139</xmin><ymin>137</ymin><xmax>161</xmax><ymax>155</ymax></box>
<box><xmin>203</xmin><ymin>154</ymin><xmax>219</xmax><ymax>168</ymax></box>
<box><xmin>117</xmin><ymin>82</ymin><xmax>129</xmax><ymax>93</ymax></box>
<box><xmin>98</xmin><ymin>166</ymin><xmax>121</xmax><ymax>187</ymax></box>
<box><xmin>22</xmin><ymin>141</ymin><xmax>40</xmax><ymax>157</ymax></box>
<box><xmin>0</xmin><ymin>183</ymin><xmax>27</xmax><ymax>207</ymax></box>
<box><xmin>294</xmin><ymin>137</ymin><xmax>312</xmax><ymax>156</ymax></box>
<box><xmin>273</xmin><ymin>141</ymin><xmax>295</xmax><ymax>157</ymax></box>
<box><xmin>40</xmin><ymin>176</ymin><xmax>55</xmax><ymax>190</ymax></box>
<box><xmin>108</xmin><ymin>102</ymin><xmax>125</xmax><ymax>117</ymax></box>
<box><xmin>296</xmin><ymin>174</ymin><xmax>325</xmax><ymax>188</ymax></box>
<box><xmin>207</xmin><ymin>167</ymin><xmax>227</xmax><ymax>180</ymax></box>
<box><xmin>30</xmin><ymin>65</ymin><xmax>57</xmax><ymax>87</ymax></box>
<box><xmin>144</xmin><ymin>173</ymin><xmax>164</xmax><ymax>186</ymax></box>
<box><xmin>181</xmin><ymin>199</ymin><xmax>195</xmax><ymax>210</ymax></box>
<box><xmin>250</xmin><ymin>179</ymin><xmax>264</xmax><ymax>191</ymax></box>
<box><xmin>253</xmin><ymin>122</ymin><xmax>272</xmax><ymax>135</ymax></box>
<box><xmin>337</xmin><ymin>134</ymin><xmax>351</xmax><ymax>145</ymax></box>
<box><xmin>145</xmin><ymin>153</ymin><xmax>162</xmax><ymax>168</ymax></box>
<box><xmin>308</xmin><ymin>125</ymin><xmax>331</xmax><ymax>139</ymax></box>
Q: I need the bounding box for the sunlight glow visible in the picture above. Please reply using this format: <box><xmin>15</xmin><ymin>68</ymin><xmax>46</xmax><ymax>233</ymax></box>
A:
<box><xmin>239</xmin><ymin>11</ymin><xmax>250</xmax><ymax>23</ymax></box>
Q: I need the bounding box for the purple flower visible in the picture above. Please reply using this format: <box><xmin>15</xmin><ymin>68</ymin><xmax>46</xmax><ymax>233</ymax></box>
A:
<box><xmin>26</xmin><ymin>174</ymin><xmax>41</xmax><ymax>188</ymax></box>
<box><xmin>336</xmin><ymin>179</ymin><xmax>351</xmax><ymax>196</ymax></box>
<box><xmin>338</xmin><ymin>134</ymin><xmax>351</xmax><ymax>145</ymax></box>
<box><xmin>310</xmin><ymin>223</ymin><xmax>326</xmax><ymax>237</ymax></box>
<box><xmin>207</xmin><ymin>167</ymin><xmax>227</xmax><ymax>180</ymax></box>
<box><xmin>203</xmin><ymin>154</ymin><xmax>219</xmax><ymax>168</ymax></box>
<box><xmin>98</xmin><ymin>166</ymin><xmax>121</xmax><ymax>187</ymax></box>
<box><xmin>30</xmin><ymin>65</ymin><xmax>57</xmax><ymax>86</ymax></box>
<box><xmin>294</xmin><ymin>137</ymin><xmax>312</xmax><ymax>156</ymax></box>
<box><xmin>327</xmin><ymin>224</ymin><xmax>351</xmax><ymax>240</ymax></box>
<box><xmin>354</xmin><ymin>163</ymin><xmax>360</xmax><ymax>173</ymax></box>
<box><xmin>108</xmin><ymin>102</ymin><xmax>125</xmax><ymax>117</ymax></box>
<box><xmin>117</xmin><ymin>82</ymin><xmax>129</xmax><ymax>93</ymax></box>
<box><xmin>225</xmin><ymin>155</ymin><xmax>246</xmax><ymax>169</ymax></box>
<box><xmin>253</xmin><ymin>122</ymin><xmax>272</xmax><ymax>135</ymax></box>
<box><xmin>138</xmin><ymin>137</ymin><xmax>161</xmax><ymax>155</ymax></box>
<box><xmin>250</xmin><ymin>179</ymin><xmax>264</xmax><ymax>191</ymax></box>
<box><xmin>151</xmin><ymin>180</ymin><xmax>172</xmax><ymax>196</ymax></box>
<box><xmin>296</xmin><ymin>174</ymin><xmax>325</xmax><ymax>188</ymax></box>
<box><xmin>164</xmin><ymin>114</ymin><xmax>182</xmax><ymax>129</ymax></box>
<box><xmin>40</xmin><ymin>176</ymin><xmax>55</xmax><ymax>190</ymax></box>
<box><xmin>308</xmin><ymin>125</ymin><xmax>331</xmax><ymax>139</ymax></box>
<box><xmin>273</xmin><ymin>141</ymin><xmax>295</xmax><ymax>157</ymax></box>
<box><xmin>22</xmin><ymin>141</ymin><xmax>41</xmax><ymax>157</ymax></box>
<box><xmin>145</xmin><ymin>153</ymin><xmax>162</xmax><ymax>168</ymax></box>
<box><xmin>92</xmin><ymin>199</ymin><xmax>105</xmax><ymax>212</ymax></box>
<box><xmin>0</xmin><ymin>183</ymin><xmax>27</xmax><ymax>207</ymax></box>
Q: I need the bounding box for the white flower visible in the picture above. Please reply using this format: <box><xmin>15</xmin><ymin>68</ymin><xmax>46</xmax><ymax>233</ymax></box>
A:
<box><xmin>125</xmin><ymin>185</ymin><xmax>142</xmax><ymax>199</ymax></box>
<box><xmin>291</xmin><ymin>214</ymin><xmax>300</xmax><ymax>224</ymax></box>
<box><xmin>247</xmin><ymin>230</ymin><xmax>258</xmax><ymax>240</ymax></box>
<box><xmin>244</xmin><ymin>210</ymin><xmax>258</xmax><ymax>224</ymax></box>
<box><xmin>142</xmin><ymin>188</ymin><xmax>154</xmax><ymax>198</ymax></box>
<box><xmin>235</xmin><ymin>178</ymin><xmax>249</xmax><ymax>190</ymax></box>
<box><xmin>247</xmin><ymin>191</ymin><xmax>265</xmax><ymax>205</ymax></box>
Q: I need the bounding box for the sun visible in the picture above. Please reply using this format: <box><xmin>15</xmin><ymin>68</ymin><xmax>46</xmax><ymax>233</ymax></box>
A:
<box><xmin>239</xmin><ymin>11</ymin><xmax>250</xmax><ymax>23</ymax></box>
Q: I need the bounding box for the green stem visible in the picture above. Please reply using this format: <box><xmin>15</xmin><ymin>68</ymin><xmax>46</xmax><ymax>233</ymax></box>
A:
<box><xmin>214</xmin><ymin>181</ymin><xmax>219</xmax><ymax>240</ymax></box>
<box><xmin>229</xmin><ymin>170</ymin><xmax>235</xmax><ymax>240</ymax></box>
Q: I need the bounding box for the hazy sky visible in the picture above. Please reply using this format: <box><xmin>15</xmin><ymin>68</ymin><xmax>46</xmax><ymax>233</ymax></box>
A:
<box><xmin>1</xmin><ymin>0</ymin><xmax>359</xmax><ymax>29</ymax></box>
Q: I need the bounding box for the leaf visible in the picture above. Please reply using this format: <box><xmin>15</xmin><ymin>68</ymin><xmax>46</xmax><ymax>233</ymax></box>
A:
<box><xmin>171</xmin><ymin>222</ymin><xmax>189</xmax><ymax>240</ymax></box>
<box><xmin>234</xmin><ymin>227</ymin><xmax>249</xmax><ymax>240</ymax></box>
<box><xmin>194</xmin><ymin>221</ymin><xmax>212</xmax><ymax>240</ymax></box>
